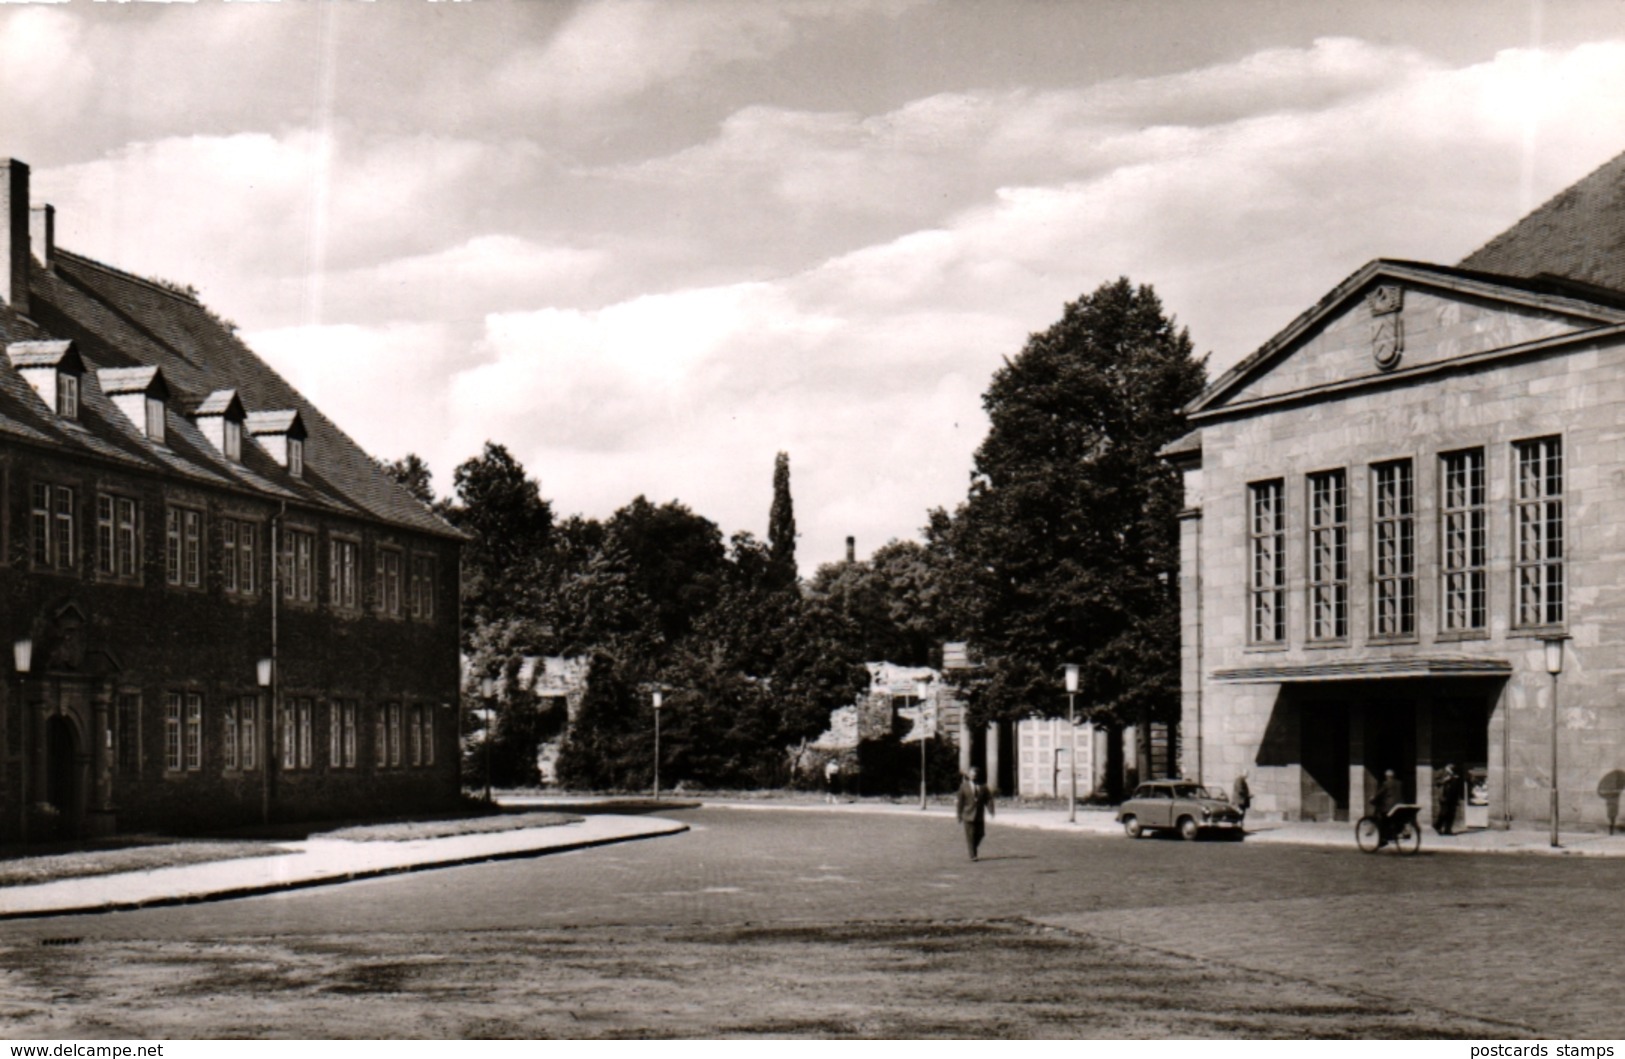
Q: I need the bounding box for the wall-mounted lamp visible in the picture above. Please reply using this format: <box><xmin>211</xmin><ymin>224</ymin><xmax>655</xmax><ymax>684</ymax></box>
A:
<box><xmin>1544</xmin><ymin>638</ymin><xmax>1565</xmax><ymax>676</ymax></box>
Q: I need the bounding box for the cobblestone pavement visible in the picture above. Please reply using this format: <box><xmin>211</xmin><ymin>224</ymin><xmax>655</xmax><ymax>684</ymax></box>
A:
<box><xmin>4</xmin><ymin>807</ymin><xmax>1620</xmax><ymax>1038</ymax></box>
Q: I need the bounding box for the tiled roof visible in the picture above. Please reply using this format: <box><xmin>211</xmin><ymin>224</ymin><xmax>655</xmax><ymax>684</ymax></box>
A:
<box><xmin>245</xmin><ymin>409</ymin><xmax>303</xmax><ymax>436</ymax></box>
<box><xmin>96</xmin><ymin>365</ymin><xmax>164</xmax><ymax>396</ymax></box>
<box><xmin>7</xmin><ymin>339</ymin><xmax>79</xmax><ymax>369</ymax></box>
<box><xmin>1458</xmin><ymin>148</ymin><xmax>1625</xmax><ymax>293</ymax></box>
<box><xmin>0</xmin><ymin>249</ymin><xmax>461</xmax><ymax>539</ymax></box>
<box><xmin>190</xmin><ymin>388</ymin><xmax>240</xmax><ymax>417</ymax></box>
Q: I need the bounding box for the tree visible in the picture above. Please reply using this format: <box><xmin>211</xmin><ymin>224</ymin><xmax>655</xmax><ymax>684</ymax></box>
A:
<box><xmin>806</xmin><ymin>538</ymin><xmax>953</xmax><ymax>668</ymax></box>
<box><xmin>767</xmin><ymin>451</ymin><xmax>797</xmax><ymax>589</ymax></box>
<box><xmin>447</xmin><ymin>442</ymin><xmax>554</xmax><ymax>633</ymax></box>
<box><xmin>379</xmin><ymin>453</ymin><xmax>436</xmax><ymax>507</ymax></box>
<box><xmin>941</xmin><ymin>278</ymin><xmax>1207</xmax><ymax>786</ymax></box>
<box><xmin>605</xmin><ymin>497</ymin><xmax>726</xmax><ymax>655</ymax></box>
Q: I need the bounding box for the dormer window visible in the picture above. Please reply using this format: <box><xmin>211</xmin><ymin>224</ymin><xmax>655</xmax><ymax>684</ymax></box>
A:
<box><xmin>245</xmin><ymin>408</ymin><xmax>307</xmax><ymax>477</ymax></box>
<box><xmin>7</xmin><ymin>340</ymin><xmax>86</xmax><ymax>423</ymax></box>
<box><xmin>96</xmin><ymin>365</ymin><xmax>169</xmax><ymax>443</ymax></box>
<box><xmin>58</xmin><ymin>371</ymin><xmax>79</xmax><ymax>419</ymax></box>
<box><xmin>145</xmin><ymin>393</ymin><xmax>166</xmax><ymax>443</ymax></box>
<box><xmin>189</xmin><ymin>389</ymin><xmax>246</xmax><ymax>463</ymax></box>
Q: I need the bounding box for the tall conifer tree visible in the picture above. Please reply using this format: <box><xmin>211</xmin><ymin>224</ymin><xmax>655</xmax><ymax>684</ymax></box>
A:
<box><xmin>767</xmin><ymin>451</ymin><xmax>797</xmax><ymax>588</ymax></box>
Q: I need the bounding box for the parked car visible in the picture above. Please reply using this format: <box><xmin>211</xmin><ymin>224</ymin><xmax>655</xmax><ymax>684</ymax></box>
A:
<box><xmin>1117</xmin><ymin>780</ymin><xmax>1245</xmax><ymax>840</ymax></box>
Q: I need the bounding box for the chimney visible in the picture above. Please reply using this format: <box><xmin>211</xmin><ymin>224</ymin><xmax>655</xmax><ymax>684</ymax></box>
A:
<box><xmin>0</xmin><ymin>159</ymin><xmax>29</xmax><ymax>316</ymax></box>
<box><xmin>846</xmin><ymin>536</ymin><xmax>855</xmax><ymax>563</ymax></box>
<box><xmin>30</xmin><ymin>204</ymin><xmax>53</xmax><ymax>272</ymax></box>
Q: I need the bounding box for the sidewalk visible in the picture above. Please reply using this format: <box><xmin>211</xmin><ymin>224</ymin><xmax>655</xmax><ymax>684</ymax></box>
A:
<box><xmin>698</xmin><ymin>796</ymin><xmax>1625</xmax><ymax>856</ymax></box>
<box><xmin>0</xmin><ymin>813</ymin><xmax>688</xmax><ymax>921</ymax></box>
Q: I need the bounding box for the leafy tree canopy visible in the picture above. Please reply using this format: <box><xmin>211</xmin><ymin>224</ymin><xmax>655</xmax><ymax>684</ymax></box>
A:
<box><xmin>941</xmin><ymin>277</ymin><xmax>1207</xmax><ymax>730</ymax></box>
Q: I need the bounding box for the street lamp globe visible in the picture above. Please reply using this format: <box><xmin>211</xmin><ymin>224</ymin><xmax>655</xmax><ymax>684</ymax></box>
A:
<box><xmin>1544</xmin><ymin>638</ymin><xmax>1565</xmax><ymax>675</ymax></box>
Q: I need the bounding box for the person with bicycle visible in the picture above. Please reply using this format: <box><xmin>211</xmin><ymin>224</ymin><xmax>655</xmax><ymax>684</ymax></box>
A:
<box><xmin>1371</xmin><ymin>768</ymin><xmax>1403</xmax><ymax>848</ymax></box>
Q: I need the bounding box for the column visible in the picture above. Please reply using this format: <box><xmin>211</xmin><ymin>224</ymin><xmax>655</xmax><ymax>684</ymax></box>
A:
<box><xmin>985</xmin><ymin>721</ymin><xmax>1000</xmax><ymax>795</ymax></box>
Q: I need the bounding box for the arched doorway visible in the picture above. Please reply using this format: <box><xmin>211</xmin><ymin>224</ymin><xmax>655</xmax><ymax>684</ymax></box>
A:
<box><xmin>45</xmin><ymin>715</ymin><xmax>81</xmax><ymax>836</ymax></box>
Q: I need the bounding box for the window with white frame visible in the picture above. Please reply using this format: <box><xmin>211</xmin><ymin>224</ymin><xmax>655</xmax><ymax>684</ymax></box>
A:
<box><xmin>1515</xmin><ymin>436</ymin><xmax>1565</xmax><ymax>627</ymax></box>
<box><xmin>330</xmin><ymin>538</ymin><xmax>359</xmax><ymax>610</ymax></box>
<box><xmin>32</xmin><ymin>483</ymin><xmax>76</xmax><ymax>571</ymax></box>
<box><xmin>96</xmin><ymin>494</ymin><xmax>139</xmax><ymax>581</ymax></box>
<box><xmin>329</xmin><ymin>700</ymin><xmax>359</xmax><ymax>769</ymax></box>
<box><xmin>166</xmin><ymin>506</ymin><xmax>203</xmax><ymax>588</ymax></box>
<box><xmin>1308</xmin><ymin>469</ymin><xmax>1349</xmax><ymax>641</ymax></box>
<box><xmin>57</xmin><ymin>371</ymin><xmax>79</xmax><ymax>419</ymax></box>
<box><xmin>410</xmin><ymin>555</ymin><xmax>435</xmax><ymax>620</ymax></box>
<box><xmin>1248</xmin><ymin>480</ymin><xmax>1286</xmax><ymax>644</ymax></box>
<box><xmin>165</xmin><ymin>693</ymin><xmax>183</xmax><ymax>772</ymax></box>
<box><xmin>167</xmin><ymin>692</ymin><xmax>202</xmax><ymax>773</ymax></box>
<box><xmin>1372</xmin><ymin>460</ymin><xmax>1415</xmax><ymax>637</ymax></box>
<box><xmin>145</xmin><ymin>394</ymin><xmax>166</xmax><ymax>443</ymax></box>
<box><xmin>280</xmin><ymin>697</ymin><xmax>314</xmax><ymax>770</ymax></box>
<box><xmin>281</xmin><ymin>528</ymin><xmax>316</xmax><ymax>603</ymax></box>
<box><xmin>1441</xmin><ymin>448</ymin><xmax>1487</xmax><ymax>632</ymax></box>
<box><xmin>288</xmin><ymin>437</ymin><xmax>304</xmax><ymax>479</ymax></box>
<box><xmin>224</xmin><ymin>700</ymin><xmax>239</xmax><ymax>771</ymax></box>
<box><xmin>185</xmin><ymin>693</ymin><xmax>203</xmax><ymax>771</ymax></box>
<box><xmin>378</xmin><ymin>548</ymin><xmax>403</xmax><ymax>617</ymax></box>
<box><xmin>387</xmin><ymin>702</ymin><xmax>402</xmax><ymax>767</ymax></box>
<box><xmin>223</xmin><ymin>417</ymin><xmax>242</xmax><ymax>462</ymax></box>
<box><xmin>239</xmin><ymin>695</ymin><xmax>257</xmax><ymax>771</ymax></box>
<box><xmin>223</xmin><ymin>517</ymin><xmax>258</xmax><ymax>596</ymax></box>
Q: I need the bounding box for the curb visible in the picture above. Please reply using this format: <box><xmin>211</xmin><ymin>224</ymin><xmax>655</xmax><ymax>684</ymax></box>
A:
<box><xmin>0</xmin><ymin>820</ymin><xmax>689</xmax><ymax>922</ymax></box>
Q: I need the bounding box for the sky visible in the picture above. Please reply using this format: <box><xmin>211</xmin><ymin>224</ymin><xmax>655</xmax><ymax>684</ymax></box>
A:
<box><xmin>3</xmin><ymin>0</ymin><xmax>1625</xmax><ymax>574</ymax></box>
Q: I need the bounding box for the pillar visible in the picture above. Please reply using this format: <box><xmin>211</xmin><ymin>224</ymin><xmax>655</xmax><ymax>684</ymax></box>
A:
<box><xmin>985</xmin><ymin>721</ymin><xmax>1000</xmax><ymax>795</ymax></box>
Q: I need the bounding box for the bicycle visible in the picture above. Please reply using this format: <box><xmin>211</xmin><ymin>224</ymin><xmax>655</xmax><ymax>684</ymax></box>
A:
<box><xmin>1355</xmin><ymin>803</ymin><xmax>1423</xmax><ymax>854</ymax></box>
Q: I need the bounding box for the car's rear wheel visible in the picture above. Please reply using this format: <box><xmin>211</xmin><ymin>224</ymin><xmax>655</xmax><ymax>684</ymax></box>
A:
<box><xmin>1177</xmin><ymin>816</ymin><xmax>1200</xmax><ymax>841</ymax></box>
<box><xmin>1122</xmin><ymin>815</ymin><xmax>1143</xmax><ymax>839</ymax></box>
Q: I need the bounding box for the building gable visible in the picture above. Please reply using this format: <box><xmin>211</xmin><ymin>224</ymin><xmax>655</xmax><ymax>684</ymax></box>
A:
<box><xmin>1189</xmin><ymin>260</ymin><xmax>1625</xmax><ymax>419</ymax></box>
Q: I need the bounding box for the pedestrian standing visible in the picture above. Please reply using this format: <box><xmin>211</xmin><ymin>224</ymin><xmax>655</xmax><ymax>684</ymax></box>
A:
<box><xmin>956</xmin><ymin>767</ymin><xmax>995</xmax><ymax>861</ymax></box>
<box><xmin>1434</xmin><ymin>763</ymin><xmax>1463</xmax><ymax>836</ymax></box>
<box><xmin>824</xmin><ymin>758</ymin><xmax>841</xmax><ymax>804</ymax></box>
<box><xmin>1233</xmin><ymin>770</ymin><xmax>1252</xmax><ymax>827</ymax></box>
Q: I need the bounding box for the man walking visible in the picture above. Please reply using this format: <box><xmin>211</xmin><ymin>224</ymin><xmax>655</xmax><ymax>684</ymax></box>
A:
<box><xmin>956</xmin><ymin>767</ymin><xmax>995</xmax><ymax>861</ymax></box>
<box><xmin>1233</xmin><ymin>770</ymin><xmax>1252</xmax><ymax>827</ymax></box>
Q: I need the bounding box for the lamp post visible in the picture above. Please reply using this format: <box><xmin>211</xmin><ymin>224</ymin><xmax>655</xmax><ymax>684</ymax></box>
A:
<box><xmin>1064</xmin><ymin>663</ymin><xmax>1080</xmax><ymax>824</ymax></box>
<box><xmin>256</xmin><ymin>657</ymin><xmax>274</xmax><ymax>824</ymax></box>
<box><xmin>1545</xmin><ymin>637</ymin><xmax>1565</xmax><ymax>848</ymax></box>
<box><xmin>917</xmin><ymin>679</ymin><xmax>931</xmax><ymax>811</ymax></box>
<box><xmin>14</xmin><ymin>638</ymin><xmax>32</xmax><ymax>844</ymax></box>
<box><xmin>652</xmin><ymin>689</ymin><xmax>663</xmax><ymax>801</ymax></box>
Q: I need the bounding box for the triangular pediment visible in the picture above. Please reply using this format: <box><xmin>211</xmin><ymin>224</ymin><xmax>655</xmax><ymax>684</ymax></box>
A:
<box><xmin>1190</xmin><ymin>260</ymin><xmax>1625</xmax><ymax>417</ymax></box>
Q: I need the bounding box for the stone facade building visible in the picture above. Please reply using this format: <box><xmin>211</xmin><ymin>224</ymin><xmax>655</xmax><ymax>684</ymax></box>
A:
<box><xmin>0</xmin><ymin>158</ymin><xmax>464</xmax><ymax>841</ymax></box>
<box><xmin>1169</xmin><ymin>149</ymin><xmax>1625</xmax><ymax>831</ymax></box>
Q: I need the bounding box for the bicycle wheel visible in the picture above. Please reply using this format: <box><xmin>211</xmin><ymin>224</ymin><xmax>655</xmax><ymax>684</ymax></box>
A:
<box><xmin>1395</xmin><ymin>820</ymin><xmax>1422</xmax><ymax>855</ymax></box>
<box><xmin>1355</xmin><ymin>816</ymin><xmax>1381</xmax><ymax>853</ymax></box>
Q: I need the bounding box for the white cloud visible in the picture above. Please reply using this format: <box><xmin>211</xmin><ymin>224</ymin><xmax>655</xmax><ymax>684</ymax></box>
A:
<box><xmin>19</xmin><ymin>26</ymin><xmax>1625</xmax><ymax>571</ymax></box>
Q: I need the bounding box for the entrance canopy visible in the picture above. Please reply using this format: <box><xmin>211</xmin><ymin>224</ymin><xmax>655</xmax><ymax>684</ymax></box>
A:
<box><xmin>1212</xmin><ymin>657</ymin><xmax>1512</xmax><ymax>684</ymax></box>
